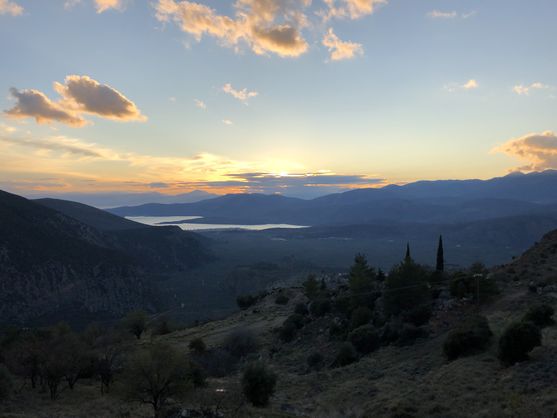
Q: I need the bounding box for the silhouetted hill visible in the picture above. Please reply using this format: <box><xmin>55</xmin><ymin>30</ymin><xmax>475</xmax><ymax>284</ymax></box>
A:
<box><xmin>107</xmin><ymin>171</ymin><xmax>557</xmax><ymax>225</ymax></box>
<box><xmin>0</xmin><ymin>191</ymin><xmax>212</xmax><ymax>326</ymax></box>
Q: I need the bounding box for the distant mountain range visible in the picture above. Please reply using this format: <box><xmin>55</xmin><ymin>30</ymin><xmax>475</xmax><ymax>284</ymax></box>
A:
<box><xmin>21</xmin><ymin>189</ymin><xmax>217</xmax><ymax>209</ymax></box>
<box><xmin>108</xmin><ymin>171</ymin><xmax>557</xmax><ymax>226</ymax></box>
<box><xmin>0</xmin><ymin>191</ymin><xmax>211</xmax><ymax>326</ymax></box>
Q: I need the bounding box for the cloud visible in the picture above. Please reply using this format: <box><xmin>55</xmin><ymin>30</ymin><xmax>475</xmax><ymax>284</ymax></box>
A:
<box><xmin>427</xmin><ymin>10</ymin><xmax>457</xmax><ymax>19</ymax></box>
<box><xmin>5</xmin><ymin>75</ymin><xmax>146</xmax><ymax>126</ymax></box>
<box><xmin>95</xmin><ymin>0</ymin><xmax>125</xmax><ymax>13</ymax></box>
<box><xmin>322</xmin><ymin>0</ymin><xmax>387</xmax><ymax>20</ymax></box>
<box><xmin>5</xmin><ymin>88</ymin><xmax>87</xmax><ymax>127</ymax></box>
<box><xmin>444</xmin><ymin>79</ymin><xmax>479</xmax><ymax>92</ymax></box>
<box><xmin>222</xmin><ymin>119</ymin><xmax>233</xmax><ymax>125</ymax></box>
<box><xmin>0</xmin><ymin>0</ymin><xmax>23</xmax><ymax>16</ymax></box>
<box><xmin>512</xmin><ymin>82</ymin><xmax>549</xmax><ymax>96</ymax></box>
<box><xmin>154</xmin><ymin>0</ymin><xmax>309</xmax><ymax>57</ymax></box>
<box><xmin>493</xmin><ymin>131</ymin><xmax>557</xmax><ymax>171</ymax></box>
<box><xmin>0</xmin><ymin>135</ymin><xmax>108</xmax><ymax>158</ymax></box>
<box><xmin>194</xmin><ymin>99</ymin><xmax>207</xmax><ymax>109</ymax></box>
<box><xmin>222</xmin><ymin>83</ymin><xmax>258</xmax><ymax>103</ymax></box>
<box><xmin>322</xmin><ymin>28</ymin><xmax>363</xmax><ymax>61</ymax></box>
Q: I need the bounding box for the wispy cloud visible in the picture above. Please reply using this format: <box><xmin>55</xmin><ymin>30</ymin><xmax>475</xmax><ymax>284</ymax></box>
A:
<box><xmin>194</xmin><ymin>99</ymin><xmax>206</xmax><ymax>109</ymax></box>
<box><xmin>222</xmin><ymin>119</ymin><xmax>233</xmax><ymax>125</ymax></box>
<box><xmin>94</xmin><ymin>0</ymin><xmax>125</xmax><ymax>13</ymax></box>
<box><xmin>222</xmin><ymin>83</ymin><xmax>258</xmax><ymax>103</ymax></box>
<box><xmin>428</xmin><ymin>10</ymin><xmax>476</xmax><ymax>19</ymax></box>
<box><xmin>322</xmin><ymin>28</ymin><xmax>363</xmax><ymax>61</ymax></box>
<box><xmin>493</xmin><ymin>131</ymin><xmax>557</xmax><ymax>172</ymax></box>
<box><xmin>0</xmin><ymin>0</ymin><xmax>23</xmax><ymax>16</ymax></box>
<box><xmin>512</xmin><ymin>82</ymin><xmax>550</xmax><ymax>96</ymax></box>
<box><xmin>5</xmin><ymin>75</ymin><xmax>146</xmax><ymax>127</ymax></box>
<box><xmin>444</xmin><ymin>79</ymin><xmax>479</xmax><ymax>92</ymax></box>
<box><xmin>322</xmin><ymin>0</ymin><xmax>387</xmax><ymax>21</ymax></box>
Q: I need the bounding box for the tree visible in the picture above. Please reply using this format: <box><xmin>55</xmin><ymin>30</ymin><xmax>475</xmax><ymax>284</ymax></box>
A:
<box><xmin>123</xmin><ymin>343</ymin><xmax>191</xmax><ymax>417</ymax></box>
<box><xmin>41</xmin><ymin>338</ymin><xmax>67</xmax><ymax>400</ymax></box>
<box><xmin>436</xmin><ymin>235</ymin><xmax>444</xmax><ymax>272</ymax></box>
<box><xmin>348</xmin><ymin>254</ymin><xmax>377</xmax><ymax>308</ymax></box>
<box><xmin>123</xmin><ymin>310</ymin><xmax>148</xmax><ymax>340</ymax></box>
<box><xmin>0</xmin><ymin>365</ymin><xmax>13</xmax><ymax>401</ymax></box>
<box><xmin>405</xmin><ymin>243</ymin><xmax>411</xmax><ymax>261</ymax></box>
<box><xmin>59</xmin><ymin>332</ymin><xmax>89</xmax><ymax>390</ymax></box>
<box><xmin>443</xmin><ymin>315</ymin><xmax>492</xmax><ymax>361</ymax></box>
<box><xmin>188</xmin><ymin>338</ymin><xmax>207</xmax><ymax>354</ymax></box>
<box><xmin>384</xmin><ymin>257</ymin><xmax>431</xmax><ymax>317</ymax></box>
<box><xmin>302</xmin><ymin>274</ymin><xmax>320</xmax><ymax>300</ymax></box>
<box><xmin>498</xmin><ymin>321</ymin><xmax>542</xmax><ymax>366</ymax></box>
<box><xmin>94</xmin><ymin>330</ymin><xmax>124</xmax><ymax>395</ymax></box>
<box><xmin>349</xmin><ymin>325</ymin><xmax>380</xmax><ymax>354</ymax></box>
<box><xmin>333</xmin><ymin>342</ymin><xmax>358</xmax><ymax>367</ymax></box>
<box><xmin>523</xmin><ymin>304</ymin><xmax>555</xmax><ymax>328</ymax></box>
<box><xmin>241</xmin><ymin>362</ymin><xmax>277</xmax><ymax>407</ymax></box>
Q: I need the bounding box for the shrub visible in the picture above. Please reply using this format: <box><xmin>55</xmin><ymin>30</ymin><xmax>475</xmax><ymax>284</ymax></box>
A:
<box><xmin>188</xmin><ymin>361</ymin><xmax>207</xmax><ymax>388</ymax></box>
<box><xmin>285</xmin><ymin>314</ymin><xmax>305</xmax><ymax>330</ymax></box>
<box><xmin>498</xmin><ymin>321</ymin><xmax>542</xmax><ymax>366</ymax></box>
<box><xmin>193</xmin><ymin>348</ymin><xmax>238</xmax><ymax>378</ymax></box>
<box><xmin>294</xmin><ymin>303</ymin><xmax>309</xmax><ymax>316</ymax></box>
<box><xmin>223</xmin><ymin>329</ymin><xmax>258</xmax><ymax>358</ymax></box>
<box><xmin>350</xmin><ymin>307</ymin><xmax>373</xmax><ymax>329</ymax></box>
<box><xmin>278</xmin><ymin>321</ymin><xmax>297</xmax><ymax>343</ymax></box>
<box><xmin>381</xmin><ymin>318</ymin><xmax>403</xmax><ymax>344</ymax></box>
<box><xmin>0</xmin><ymin>364</ymin><xmax>13</xmax><ymax>401</ymax></box>
<box><xmin>303</xmin><ymin>274</ymin><xmax>320</xmax><ymax>300</ymax></box>
<box><xmin>348</xmin><ymin>254</ymin><xmax>378</xmax><ymax>308</ymax></box>
<box><xmin>275</xmin><ymin>294</ymin><xmax>290</xmax><ymax>305</ymax></box>
<box><xmin>349</xmin><ymin>325</ymin><xmax>380</xmax><ymax>354</ymax></box>
<box><xmin>310</xmin><ymin>298</ymin><xmax>331</xmax><ymax>317</ymax></box>
<box><xmin>151</xmin><ymin>316</ymin><xmax>174</xmax><ymax>336</ymax></box>
<box><xmin>397</xmin><ymin>324</ymin><xmax>428</xmax><ymax>346</ymax></box>
<box><xmin>307</xmin><ymin>352</ymin><xmax>324</xmax><ymax>371</ymax></box>
<box><xmin>449</xmin><ymin>272</ymin><xmax>499</xmax><ymax>303</ymax></box>
<box><xmin>241</xmin><ymin>362</ymin><xmax>277</xmax><ymax>407</ymax></box>
<box><xmin>401</xmin><ymin>305</ymin><xmax>432</xmax><ymax>327</ymax></box>
<box><xmin>523</xmin><ymin>304</ymin><xmax>555</xmax><ymax>328</ymax></box>
<box><xmin>189</xmin><ymin>338</ymin><xmax>207</xmax><ymax>354</ymax></box>
<box><xmin>122</xmin><ymin>310</ymin><xmax>148</xmax><ymax>340</ymax></box>
<box><xmin>237</xmin><ymin>295</ymin><xmax>258</xmax><ymax>310</ymax></box>
<box><xmin>443</xmin><ymin>315</ymin><xmax>492</xmax><ymax>361</ymax></box>
<box><xmin>333</xmin><ymin>343</ymin><xmax>358</xmax><ymax>368</ymax></box>
<box><xmin>329</xmin><ymin>321</ymin><xmax>348</xmax><ymax>341</ymax></box>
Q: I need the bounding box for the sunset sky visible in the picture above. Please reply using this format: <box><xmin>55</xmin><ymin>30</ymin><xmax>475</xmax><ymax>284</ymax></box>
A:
<box><xmin>1</xmin><ymin>0</ymin><xmax>556</xmax><ymax>200</ymax></box>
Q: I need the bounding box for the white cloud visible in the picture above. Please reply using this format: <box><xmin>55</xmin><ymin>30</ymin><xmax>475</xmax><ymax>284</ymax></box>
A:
<box><xmin>222</xmin><ymin>83</ymin><xmax>258</xmax><ymax>103</ymax></box>
<box><xmin>194</xmin><ymin>99</ymin><xmax>206</xmax><ymax>109</ymax></box>
<box><xmin>0</xmin><ymin>0</ymin><xmax>23</xmax><ymax>16</ymax></box>
<box><xmin>322</xmin><ymin>28</ymin><xmax>363</xmax><ymax>61</ymax></box>
<box><xmin>512</xmin><ymin>82</ymin><xmax>550</xmax><ymax>96</ymax></box>
<box><xmin>427</xmin><ymin>10</ymin><xmax>457</xmax><ymax>19</ymax></box>
<box><xmin>95</xmin><ymin>0</ymin><xmax>125</xmax><ymax>13</ymax></box>
<box><xmin>322</xmin><ymin>0</ymin><xmax>387</xmax><ymax>20</ymax></box>
<box><xmin>222</xmin><ymin>119</ymin><xmax>233</xmax><ymax>125</ymax></box>
<box><xmin>493</xmin><ymin>131</ymin><xmax>557</xmax><ymax>171</ymax></box>
<box><xmin>445</xmin><ymin>79</ymin><xmax>479</xmax><ymax>92</ymax></box>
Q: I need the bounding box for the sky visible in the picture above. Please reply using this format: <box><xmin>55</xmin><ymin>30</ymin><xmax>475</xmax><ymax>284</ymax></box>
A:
<box><xmin>1</xmin><ymin>0</ymin><xmax>556</xmax><ymax>202</ymax></box>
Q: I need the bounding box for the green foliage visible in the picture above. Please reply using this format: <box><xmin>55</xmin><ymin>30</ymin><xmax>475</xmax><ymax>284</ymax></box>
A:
<box><xmin>310</xmin><ymin>298</ymin><xmax>332</xmax><ymax>317</ymax></box>
<box><xmin>241</xmin><ymin>362</ymin><xmax>277</xmax><ymax>407</ymax></box>
<box><xmin>285</xmin><ymin>314</ymin><xmax>305</xmax><ymax>329</ymax></box>
<box><xmin>0</xmin><ymin>364</ymin><xmax>13</xmax><ymax>401</ymax></box>
<box><xmin>401</xmin><ymin>305</ymin><xmax>432</xmax><ymax>327</ymax></box>
<box><xmin>151</xmin><ymin>316</ymin><xmax>174</xmax><ymax>336</ymax></box>
<box><xmin>384</xmin><ymin>259</ymin><xmax>431</xmax><ymax>317</ymax></box>
<box><xmin>333</xmin><ymin>342</ymin><xmax>358</xmax><ymax>367</ymax></box>
<box><xmin>349</xmin><ymin>254</ymin><xmax>377</xmax><ymax>308</ymax></box>
<box><xmin>122</xmin><ymin>310</ymin><xmax>148</xmax><ymax>340</ymax></box>
<box><xmin>188</xmin><ymin>338</ymin><xmax>207</xmax><ymax>354</ymax></box>
<box><xmin>449</xmin><ymin>271</ymin><xmax>499</xmax><ymax>303</ymax></box>
<box><xmin>187</xmin><ymin>361</ymin><xmax>207</xmax><ymax>388</ymax></box>
<box><xmin>523</xmin><ymin>304</ymin><xmax>555</xmax><ymax>328</ymax></box>
<box><xmin>303</xmin><ymin>274</ymin><xmax>320</xmax><ymax>300</ymax></box>
<box><xmin>278</xmin><ymin>321</ymin><xmax>297</xmax><ymax>343</ymax></box>
<box><xmin>498</xmin><ymin>321</ymin><xmax>542</xmax><ymax>366</ymax></box>
<box><xmin>223</xmin><ymin>329</ymin><xmax>258</xmax><ymax>358</ymax></box>
<box><xmin>275</xmin><ymin>294</ymin><xmax>290</xmax><ymax>305</ymax></box>
<box><xmin>443</xmin><ymin>316</ymin><xmax>492</xmax><ymax>361</ymax></box>
<box><xmin>236</xmin><ymin>294</ymin><xmax>258</xmax><ymax>310</ymax></box>
<box><xmin>350</xmin><ymin>306</ymin><xmax>373</xmax><ymax>329</ymax></box>
<box><xmin>307</xmin><ymin>352</ymin><xmax>324</xmax><ymax>371</ymax></box>
<box><xmin>349</xmin><ymin>325</ymin><xmax>380</xmax><ymax>354</ymax></box>
<box><xmin>397</xmin><ymin>324</ymin><xmax>428</xmax><ymax>346</ymax></box>
<box><xmin>123</xmin><ymin>343</ymin><xmax>191</xmax><ymax>414</ymax></box>
<box><xmin>329</xmin><ymin>320</ymin><xmax>348</xmax><ymax>341</ymax></box>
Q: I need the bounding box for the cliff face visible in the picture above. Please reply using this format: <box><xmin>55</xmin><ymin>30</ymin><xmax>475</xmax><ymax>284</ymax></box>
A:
<box><xmin>0</xmin><ymin>191</ymin><xmax>210</xmax><ymax>326</ymax></box>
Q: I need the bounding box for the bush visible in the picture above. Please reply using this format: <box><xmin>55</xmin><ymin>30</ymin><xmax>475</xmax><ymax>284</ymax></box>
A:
<box><xmin>122</xmin><ymin>310</ymin><xmax>148</xmax><ymax>340</ymax></box>
<box><xmin>449</xmin><ymin>272</ymin><xmax>499</xmax><ymax>303</ymax></box>
<box><xmin>350</xmin><ymin>307</ymin><xmax>373</xmax><ymax>329</ymax></box>
<box><xmin>443</xmin><ymin>315</ymin><xmax>492</xmax><ymax>361</ymax></box>
<box><xmin>278</xmin><ymin>321</ymin><xmax>297</xmax><ymax>343</ymax></box>
<box><xmin>188</xmin><ymin>361</ymin><xmax>207</xmax><ymax>388</ymax></box>
<box><xmin>523</xmin><ymin>304</ymin><xmax>555</xmax><ymax>328</ymax></box>
<box><xmin>193</xmin><ymin>348</ymin><xmax>238</xmax><ymax>378</ymax></box>
<box><xmin>401</xmin><ymin>305</ymin><xmax>432</xmax><ymax>327</ymax></box>
<box><xmin>151</xmin><ymin>316</ymin><xmax>174</xmax><ymax>336</ymax></box>
<box><xmin>310</xmin><ymin>298</ymin><xmax>331</xmax><ymax>317</ymax></box>
<box><xmin>349</xmin><ymin>325</ymin><xmax>380</xmax><ymax>354</ymax></box>
<box><xmin>285</xmin><ymin>314</ymin><xmax>305</xmax><ymax>329</ymax></box>
<box><xmin>307</xmin><ymin>352</ymin><xmax>324</xmax><ymax>371</ymax></box>
<box><xmin>294</xmin><ymin>303</ymin><xmax>309</xmax><ymax>316</ymax></box>
<box><xmin>237</xmin><ymin>294</ymin><xmax>258</xmax><ymax>310</ymax></box>
<box><xmin>329</xmin><ymin>321</ymin><xmax>348</xmax><ymax>341</ymax></box>
<box><xmin>381</xmin><ymin>318</ymin><xmax>403</xmax><ymax>344</ymax></box>
<box><xmin>498</xmin><ymin>321</ymin><xmax>542</xmax><ymax>366</ymax></box>
<box><xmin>241</xmin><ymin>362</ymin><xmax>277</xmax><ymax>407</ymax></box>
<box><xmin>223</xmin><ymin>329</ymin><xmax>258</xmax><ymax>358</ymax></box>
<box><xmin>0</xmin><ymin>364</ymin><xmax>13</xmax><ymax>401</ymax></box>
<box><xmin>303</xmin><ymin>274</ymin><xmax>320</xmax><ymax>299</ymax></box>
<box><xmin>397</xmin><ymin>324</ymin><xmax>428</xmax><ymax>346</ymax></box>
<box><xmin>333</xmin><ymin>342</ymin><xmax>358</xmax><ymax>368</ymax></box>
<box><xmin>189</xmin><ymin>338</ymin><xmax>206</xmax><ymax>354</ymax></box>
<box><xmin>275</xmin><ymin>294</ymin><xmax>290</xmax><ymax>305</ymax></box>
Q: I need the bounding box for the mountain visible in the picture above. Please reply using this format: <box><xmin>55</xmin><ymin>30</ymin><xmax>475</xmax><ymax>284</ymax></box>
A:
<box><xmin>22</xmin><ymin>190</ymin><xmax>217</xmax><ymax>209</ymax></box>
<box><xmin>0</xmin><ymin>191</ymin><xmax>211</xmax><ymax>326</ymax></box>
<box><xmin>107</xmin><ymin>171</ymin><xmax>557</xmax><ymax>226</ymax></box>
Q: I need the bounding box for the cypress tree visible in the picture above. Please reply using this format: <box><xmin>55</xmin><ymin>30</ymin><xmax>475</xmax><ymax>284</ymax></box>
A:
<box><xmin>405</xmin><ymin>243</ymin><xmax>411</xmax><ymax>262</ymax></box>
<box><xmin>436</xmin><ymin>235</ymin><xmax>444</xmax><ymax>272</ymax></box>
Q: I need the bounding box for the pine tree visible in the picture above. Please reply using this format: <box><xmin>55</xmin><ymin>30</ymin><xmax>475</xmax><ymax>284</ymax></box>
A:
<box><xmin>436</xmin><ymin>235</ymin><xmax>444</xmax><ymax>272</ymax></box>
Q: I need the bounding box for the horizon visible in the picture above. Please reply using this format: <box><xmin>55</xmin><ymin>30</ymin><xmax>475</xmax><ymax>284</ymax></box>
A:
<box><xmin>1</xmin><ymin>0</ymin><xmax>557</xmax><ymax>200</ymax></box>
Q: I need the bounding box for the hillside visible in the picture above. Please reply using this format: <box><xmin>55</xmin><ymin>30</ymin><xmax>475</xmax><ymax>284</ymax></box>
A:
<box><xmin>0</xmin><ymin>191</ymin><xmax>212</xmax><ymax>326</ymax></box>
